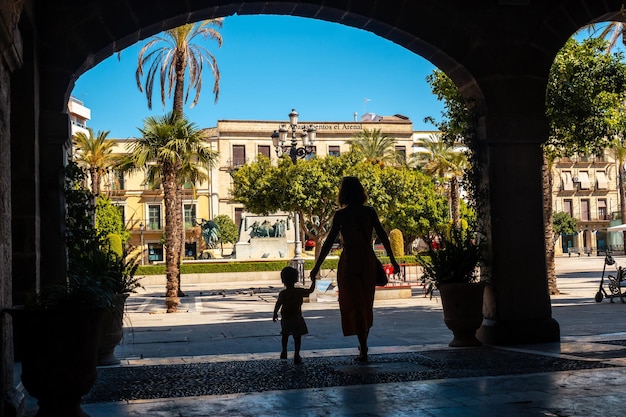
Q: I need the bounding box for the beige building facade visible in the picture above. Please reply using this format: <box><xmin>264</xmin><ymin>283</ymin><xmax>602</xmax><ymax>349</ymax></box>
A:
<box><xmin>99</xmin><ymin>115</ymin><xmax>432</xmax><ymax>262</ymax></box>
<box><xmin>552</xmin><ymin>152</ymin><xmax>621</xmax><ymax>256</ymax></box>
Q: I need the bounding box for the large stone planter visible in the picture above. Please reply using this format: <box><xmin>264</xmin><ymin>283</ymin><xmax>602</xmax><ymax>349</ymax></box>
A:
<box><xmin>439</xmin><ymin>281</ymin><xmax>486</xmax><ymax>347</ymax></box>
<box><xmin>97</xmin><ymin>293</ymin><xmax>129</xmax><ymax>366</ymax></box>
<box><xmin>7</xmin><ymin>306</ymin><xmax>104</xmax><ymax>417</ymax></box>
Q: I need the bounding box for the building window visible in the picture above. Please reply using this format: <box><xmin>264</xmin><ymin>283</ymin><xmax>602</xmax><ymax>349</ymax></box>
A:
<box><xmin>563</xmin><ymin>199</ymin><xmax>573</xmax><ymax>216</ymax></box>
<box><xmin>596</xmin><ymin>171</ymin><xmax>608</xmax><ymax>190</ymax></box>
<box><xmin>578</xmin><ymin>171</ymin><xmax>590</xmax><ymax>190</ymax></box>
<box><xmin>109</xmin><ymin>170</ymin><xmax>124</xmax><ymax>190</ymax></box>
<box><xmin>148</xmin><ymin>243</ymin><xmax>164</xmax><ymax>262</ymax></box>
<box><xmin>598</xmin><ymin>199</ymin><xmax>608</xmax><ymax>220</ymax></box>
<box><xmin>328</xmin><ymin>145</ymin><xmax>340</xmax><ymax>157</ymax></box>
<box><xmin>232</xmin><ymin>145</ymin><xmax>246</xmax><ymax>166</ymax></box>
<box><xmin>561</xmin><ymin>171</ymin><xmax>574</xmax><ymax>191</ymax></box>
<box><xmin>581</xmin><ymin>199</ymin><xmax>590</xmax><ymax>221</ymax></box>
<box><xmin>395</xmin><ymin>145</ymin><xmax>406</xmax><ymax>162</ymax></box>
<box><xmin>148</xmin><ymin>205</ymin><xmax>161</xmax><ymax>230</ymax></box>
<box><xmin>184</xmin><ymin>203</ymin><xmax>196</xmax><ymax>229</ymax></box>
<box><xmin>258</xmin><ymin>145</ymin><xmax>270</xmax><ymax>159</ymax></box>
<box><xmin>235</xmin><ymin>208</ymin><xmax>243</xmax><ymax>232</ymax></box>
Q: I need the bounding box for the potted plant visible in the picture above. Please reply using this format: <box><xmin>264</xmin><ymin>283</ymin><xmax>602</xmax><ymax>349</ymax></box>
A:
<box><xmin>419</xmin><ymin>226</ymin><xmax>486</xmax><ymax>347</ymax></box>
<box><xmin>5</xmin><ymin>162</ymin><xmax>118</xmax><ymax>417</ymax></box>
<box><xmin>96</xmin><ymin>247</ymin><xmax>142</xmax><ymax>366</ymax></box>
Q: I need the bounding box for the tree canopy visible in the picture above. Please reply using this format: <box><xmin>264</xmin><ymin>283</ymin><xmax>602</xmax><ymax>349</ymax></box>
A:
<box><xmin>546</xmin><ymin>37</ymin><xmax>626</xmax><ymax>157</ymax></box>
<box><xmin>231</xmin><ymin>152</ymin><xmax>448</xmax><ymax>255</ymax></box>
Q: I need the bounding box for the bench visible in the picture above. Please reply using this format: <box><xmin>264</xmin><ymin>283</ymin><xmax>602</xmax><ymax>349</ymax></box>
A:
<box><xmin>567</xmin><ymin>247</ymin><xmax>581</xmax><ymax>257</ymax></box>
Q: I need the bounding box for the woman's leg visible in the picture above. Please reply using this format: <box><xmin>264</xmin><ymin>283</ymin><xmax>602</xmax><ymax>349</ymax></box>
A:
<box><xmin>357</xmin><ymin>330</ymin><xmax>369</xmax><ymax>362</ymax></box>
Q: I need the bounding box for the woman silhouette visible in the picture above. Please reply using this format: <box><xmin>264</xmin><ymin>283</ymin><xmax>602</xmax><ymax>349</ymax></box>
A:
<box><xmin>310</xmin><ymin>176</ymin><xmax>399</xmax><ymax>362</ymax></box>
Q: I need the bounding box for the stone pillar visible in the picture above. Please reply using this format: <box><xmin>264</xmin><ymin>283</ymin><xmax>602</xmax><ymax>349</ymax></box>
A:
<box><xmin>478</xmin><ymin>115</ymin><xmax>560</xmax><ymax>345</ymax></box>
<box><xmin>39</xmin><ymin>111</ymin><xmax>70</xmax><ymax>288</ymax></box>
<box><xmin>11</xmin><ymin>18</ymin><xmax>38</xmax><ymax>305</ymax></box>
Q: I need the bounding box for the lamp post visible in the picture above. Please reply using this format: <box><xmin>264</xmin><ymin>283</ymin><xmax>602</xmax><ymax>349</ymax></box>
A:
<box><xmin>139</xmin><ymin>222</ymin><xmax>145</xmax><ymax>265</ymax></box>
<box><xmin>271</xmin><ymin>109</ymin><xmax>317</xmax><ymax>282</ymax></box>
<box><xmin>271</xmin><ymin>109</ymin><xmax>317</xmax><ymax>164</ymax></box>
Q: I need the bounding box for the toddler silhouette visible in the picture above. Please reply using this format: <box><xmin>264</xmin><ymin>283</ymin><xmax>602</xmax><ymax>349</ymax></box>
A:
<box><xmin>273</xmin><ymin>266</ymin><xmax>316</xmax><ymax>364</ymax></box>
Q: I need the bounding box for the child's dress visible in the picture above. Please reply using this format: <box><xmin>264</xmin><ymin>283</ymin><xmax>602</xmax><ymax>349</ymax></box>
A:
<box><xmin>277</xmin><ymin>287</ymin><xmax>310</xmax><ymax>335</ymax></box>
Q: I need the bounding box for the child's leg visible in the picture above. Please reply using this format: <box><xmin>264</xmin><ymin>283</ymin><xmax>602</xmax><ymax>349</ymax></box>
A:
<box><xmin>280</xmin><ymin>334</ymin><xmax>289</xmax><ymax>359</ymax></box>
<box><xmin>293</xmin><ymin>335</ymin><xmax>302</xmax><ymax>364</ymax></box>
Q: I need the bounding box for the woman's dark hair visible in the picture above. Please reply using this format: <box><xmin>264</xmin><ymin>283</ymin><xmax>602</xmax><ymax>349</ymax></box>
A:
<box><xmin>338</xmin><ymin>176</ymin><xmax>368</xmax><ymax>206</ymax></box>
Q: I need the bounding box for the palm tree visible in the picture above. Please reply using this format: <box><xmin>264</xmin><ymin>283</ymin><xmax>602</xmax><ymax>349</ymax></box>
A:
<box><xmin>136</xmin><ymin>19</ymin><xmax>223</xmax><ymax>115</ymax></box>
<box><xmin>122</xmin><ymin>112</ymin><xmax>213</xmax><ymax>312</ymax></box>
<box><xmin>136</xmin><ymin>20</ymin><xmax>223</xmax><ymax>294</ymax></box>
<box><xmin>73</xmin><ymin>128</ymin><xmax>116</xmax><ymax>195</ymax></box>
<box><xmin>418</xmin><ymin>135</ymin><xmax>468</xmax><ymax>228</ymax></box>
<box><xmin>348</xmin><ymin>128</ymin><xmax>399</xmax><ymax>165</ymax></box>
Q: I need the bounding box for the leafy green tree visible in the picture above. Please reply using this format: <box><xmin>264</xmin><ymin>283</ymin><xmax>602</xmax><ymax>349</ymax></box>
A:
<box><xmin>378</xmin><ymin>167</ymin><xmax>448</xmax><ymax>253</ymax></box>
<box><xmin>73</xmin><ymin>128</ymin><xmax>117</xmax><ymax>195</ymax></box>
<box><xmin>95</xmin><ymin>195</ymin><xmax>130</xmax><ymax>243</ymax></box>
<box><xmin>546</xmin><ymin>37</ymin><xmax>626</xmax><ymax>156</ymax></box>
<box><xmin>553</xmin><ymin>212</ymin><xmax>578</xmax><ymax>243</ymax></box>
<box><xmin>232</xmin><ymin>152</ymin><xmax>447</xmax><ymax>257</ymax></box>
<box><xmin>213</xmin><ymin>214</ymin><xmax>239</xmax><ymax>256</ymax></box>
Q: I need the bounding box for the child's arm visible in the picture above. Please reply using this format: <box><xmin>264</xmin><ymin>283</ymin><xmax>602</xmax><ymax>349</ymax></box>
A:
<box><xmin>273</xmin><ymin>295</ymin><xmax>282</xmax><ymax>322</ymax></box>
<box><xmin>307</xmin><ymin>276</ymin><xmax>316</xmax><ymax>294</ymax></box>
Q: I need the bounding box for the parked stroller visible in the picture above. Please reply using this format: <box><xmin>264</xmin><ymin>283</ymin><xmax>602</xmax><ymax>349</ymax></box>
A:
<box><xmin>595</xmin><ymin>251</ymin><xmax>626</xmax><ymax>303</ymax></box>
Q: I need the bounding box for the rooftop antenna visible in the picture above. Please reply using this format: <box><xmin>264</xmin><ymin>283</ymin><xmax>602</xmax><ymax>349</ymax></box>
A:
<box><xmin>363</xmin><ymin>98</ymin><xmax>371</xmax><ymax>115</ymax></box>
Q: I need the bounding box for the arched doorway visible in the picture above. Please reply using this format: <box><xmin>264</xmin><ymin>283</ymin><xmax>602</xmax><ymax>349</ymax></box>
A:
<box><xmin>5</xmin><ymin>3</ymin><xmax>626</xmax><ymax>410</ymax></box>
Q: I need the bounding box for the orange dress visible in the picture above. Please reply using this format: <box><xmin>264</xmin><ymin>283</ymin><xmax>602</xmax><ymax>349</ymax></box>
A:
<box><xmin>334</xmin><ymin>205</ymin><xmax>378</xmax><ymax>336</ymax></box>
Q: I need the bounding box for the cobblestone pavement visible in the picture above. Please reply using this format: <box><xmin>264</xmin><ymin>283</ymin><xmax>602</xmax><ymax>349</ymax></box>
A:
<box><xmin>22</xmin><ymin>255</ymin><xmax>626</xmax><ymax>416</ymax></box>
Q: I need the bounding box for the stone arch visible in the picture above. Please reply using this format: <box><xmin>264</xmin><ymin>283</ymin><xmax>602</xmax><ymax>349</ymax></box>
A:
<box><xmin>8</xmin><ymin>0</ymin><xmax>626</xmax><ymax>366</ymax></box>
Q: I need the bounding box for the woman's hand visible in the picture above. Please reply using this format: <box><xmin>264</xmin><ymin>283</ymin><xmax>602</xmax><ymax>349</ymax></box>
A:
<box><xmin>392</xmin><ymin>261</ymin><xmax>401</xmax><ymax>275</ymax></box>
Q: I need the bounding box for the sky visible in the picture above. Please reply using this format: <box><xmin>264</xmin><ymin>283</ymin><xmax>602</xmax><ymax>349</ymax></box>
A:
<box><xmin>72</xmin><ymin>14</ymin><xmax>444</xmax><ymax>139</ymax></box>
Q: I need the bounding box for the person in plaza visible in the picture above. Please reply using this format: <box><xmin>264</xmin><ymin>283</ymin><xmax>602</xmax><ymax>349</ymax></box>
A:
<box><xmin>273</xmin><ymin>266</ymin><xmax>316</xmax><ymax>364</ymax></box>
<box><xmin>309</xmin><ymin>176</ymin><xmax>400</xmax><ymax>363</ymax></box>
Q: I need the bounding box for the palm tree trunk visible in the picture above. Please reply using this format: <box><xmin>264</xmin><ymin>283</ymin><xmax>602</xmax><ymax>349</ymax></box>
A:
<box><xmin>163</xmin><ymin>167</ymin><xmax>181</xmax><ymax>312</ymax></box>
<box><xmin>90</xmin><ymin>168</ymin><xmax>100</xmax><ymax>195</ymax></box>
<box><xmin>543</xmin><ymin>154</ymin><xmax>559</xmax><ymax>295</ymax></box>
<box><xmin>176</xmin><ymin>187</ymin><xmax>186</xmax><ymax>297</ymax></box>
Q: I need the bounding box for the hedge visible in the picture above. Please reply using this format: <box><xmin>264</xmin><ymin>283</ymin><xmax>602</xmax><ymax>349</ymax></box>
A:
<box><xmin>135</xmin><ymin>255</ymin><xmax>417</xmax><ymax>275</ymax></box>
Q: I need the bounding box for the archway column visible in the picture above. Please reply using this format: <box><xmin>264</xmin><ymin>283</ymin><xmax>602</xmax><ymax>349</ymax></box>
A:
<box><xmin>478</xmin><ymin>114</ymin><xmax>560</xmax><ymax>345</ymax></box>
<box><xmin>38</xmin><ymin>110</ymin><xmax>70</xmax><ymax>288</ymax></box>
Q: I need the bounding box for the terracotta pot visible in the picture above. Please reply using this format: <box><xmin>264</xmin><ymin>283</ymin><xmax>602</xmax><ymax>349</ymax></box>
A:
<box><xmin>7</xmin><ymin>306</ymin><xmax>104</xmax><ymax>417</ymax></box>
<box><xmin>439</xmin><ymin>281</ymin><xmax>486</xmax><ymax>347</ymax></box>
<box><xmin>97</xmin><ymin>293</ymin><xmax>129</xmax><ymax>366</ymax></box>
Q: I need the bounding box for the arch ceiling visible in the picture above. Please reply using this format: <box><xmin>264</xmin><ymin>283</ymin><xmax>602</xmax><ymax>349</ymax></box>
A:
<box><xmin>37</xmin><ymin>0</ymin><xmax>624</xmax><ymax>113</ymax></box>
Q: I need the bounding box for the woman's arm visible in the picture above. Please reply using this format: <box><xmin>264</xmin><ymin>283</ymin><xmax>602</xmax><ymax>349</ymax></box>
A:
<box><xmin>309</xmin><ymin>211</ymin><xmax>342</xmax><ymax>279</ymax></box>
<box><xmin>371</xmin><ymin>207</ymin><xmax>401</xmax><ymax>273</ymax></box>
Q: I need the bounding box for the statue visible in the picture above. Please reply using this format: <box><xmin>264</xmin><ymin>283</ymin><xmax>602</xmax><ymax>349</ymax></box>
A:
<box><xmin>198</xmin><ymin>219</ymin><xmax>220</xmax><ymax>248</ymax></box>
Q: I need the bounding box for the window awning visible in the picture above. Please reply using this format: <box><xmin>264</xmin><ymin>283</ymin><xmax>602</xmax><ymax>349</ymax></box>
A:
<box><xmin>596</xmin><ymin>171</ymin><xmax>608</xmax><ymax>190</ymax></box>
<box><xmin>561</xmin><ymin>172</ymin><xmax>574</xmax><ymax>191</ymax></box>
<box><xmin>578</xmin><ymin>171</ymin><xmax>590</xmax><ymax>190</ymax></box>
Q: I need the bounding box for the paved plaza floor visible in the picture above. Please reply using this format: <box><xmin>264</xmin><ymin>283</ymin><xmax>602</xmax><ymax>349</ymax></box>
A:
<box><xmin>22</xmin><ymin>255</ymin><xmax>626</xmax><ymax>416</ymax></box>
